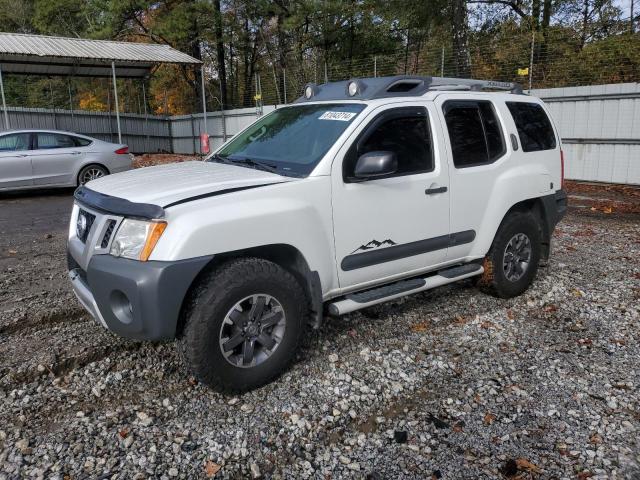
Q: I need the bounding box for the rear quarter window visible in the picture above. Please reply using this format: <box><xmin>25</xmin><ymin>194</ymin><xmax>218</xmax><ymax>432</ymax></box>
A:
<box><xmin>73</xmin><ymin>137</ymin><xmax>92</xmax><ymax>147</ymax></box>
<box><xmin>506</xmin><ymin>102</ymin><xmax>557</xmax><ymax>152</ymax></box>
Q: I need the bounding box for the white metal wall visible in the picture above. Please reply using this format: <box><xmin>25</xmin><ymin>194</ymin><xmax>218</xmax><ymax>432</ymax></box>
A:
<box><xmin>532</xmin><ymin>83</ymin><xmax>640</xmax><ymax>185</ymax></box>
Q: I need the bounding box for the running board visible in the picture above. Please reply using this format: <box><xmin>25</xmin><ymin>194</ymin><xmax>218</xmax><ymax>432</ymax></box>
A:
<box><xmin>327</xmin><ymin>264</ymin><xmax>484</xmax><ymax>316</ymax></box>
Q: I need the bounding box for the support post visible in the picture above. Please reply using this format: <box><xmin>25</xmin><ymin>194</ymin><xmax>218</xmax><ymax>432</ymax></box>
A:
<box><xmin>528</xmin><ymin>30</ymin><xmax>535</xmax><ymax>91</ymax></box>
<box><xmin>200</xmin><ymin>65</ymin><xmax>208</xmax><ymax>135</ymax></box>
<box><xmin>374</xmin><ymin>56</ymin><xmax>377</xmax><ymax>77</ymax></box>
<box><xmin>142</xmin><ymin>79</ymin><xmax>150</xmax><ymax>153</ymax></box>
<box><xmin>441</xmin><ymin>47</ymin><xmax>445</xmax><ymax>77</ymax></box>
<box><xmin>111</xmin><ymin>61</ymin><xmax>122</xmax><ymax>144</ymax></box>
<box><xmin>0</xmin><ymin>64</ymin><xmax>9</xmax><ymax>130</ymax></box>
<box><xmin>283</xmin><ymin>68</ymin><xmax>287</xmax><ymax>104</ymax></box>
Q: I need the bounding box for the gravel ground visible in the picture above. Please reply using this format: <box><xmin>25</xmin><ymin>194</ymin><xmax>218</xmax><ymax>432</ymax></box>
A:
<box><xmin>0</xmin><ymin>186</ymin><xmax>639</xmax><ymax>479</ymax></box>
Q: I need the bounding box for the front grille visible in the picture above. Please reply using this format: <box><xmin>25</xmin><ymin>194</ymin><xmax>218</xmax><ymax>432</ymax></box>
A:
<box><xmin>76</xmin><ymin>209</ymin><xmax>96</xmax><ymax>244</ymax></box>
<box><xmin>101</xmin><ymin>220</ymin><xmax>117</xmax><ymax>248</ymax></box>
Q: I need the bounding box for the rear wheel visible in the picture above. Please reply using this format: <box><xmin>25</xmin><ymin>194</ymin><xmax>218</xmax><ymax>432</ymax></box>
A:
<box><xmin>78</xmin><ymin>164</ymin><xmax>108</xmax><ymax>185</ymax></box>
<box><xmin>179</xmin><ymin>257</ymin><xmax>306</xmax><ymax>392</ymax></box>
<box><xmin>479</xmin><ymin>211</ymin><xmax>542</xmax><ymax>298</ymax></box>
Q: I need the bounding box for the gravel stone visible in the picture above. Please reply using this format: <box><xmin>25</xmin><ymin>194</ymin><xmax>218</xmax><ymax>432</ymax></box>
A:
<box><xmin>0</xmin><ymin>194</ymin><xmax>639</xmax><ymax>478</ymax></box>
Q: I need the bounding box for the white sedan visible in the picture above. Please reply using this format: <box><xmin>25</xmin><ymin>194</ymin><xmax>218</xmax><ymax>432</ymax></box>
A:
<box><xmin>0</xmin><ymin>129</ymin><xmax>133</xmax><ymax>191</ymax></box>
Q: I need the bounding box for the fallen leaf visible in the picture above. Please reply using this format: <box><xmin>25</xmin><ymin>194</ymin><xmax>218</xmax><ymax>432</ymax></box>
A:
<box><xmin>480</xmin><ymin>320</ymin><xmax>495</xmax><ymax>329</ymax></box>
<box><xmin>205</xmin><ymin>460</ymin><xmax>221</xmax><ymax>477</ymax></box>
<box><xmin>603</xmin><ymin>206</ymin><xmax>613</xmax><ymax>214</ymax></box>
<box><xmin>188</xmin><ymin>377</ymin><xmax>198</xmax><ymax>386</ymax></box>
<box><xmin>8</xmin><ymin>249</ymin><xmax>17</xmax><ymax>254</ymax></box>
<box><xmin>589</xmin><ymin>432</ymin><xmax>603</xmax><ymax>444</ymax></box>
<box><xmin>484</xmin><ymin>412</ymin><xmax>496</xmax><ymax>425</ymax></box>
<box><xmin>543</xmin><ymin>304</ymin><xmax>558</xmax><ymax>313</ymax></box>
<box><xmin>411</xmin><ymin>321</ymin><xmax>429</xmax><ymax>332</ymax></box>
<box><xmin>506</xmin><ymin>309</ymin><xmax>515</xmax><ymax>320</ymax></box>
<box><xmin>577</xmin><ymin>471</ymin><xmax>593</xmax><ymax>479</ymax></box>
<box><xmin>578</xmin><ymin>338</ymin><xmax>593</xmax><ymax>346</ymax></box>
<box><xmin>516</xmin><ymin>457</ymin><xmax>541</xmax><ymax>474</ymax></box>
<box><xmin>118</xmin><ymin>428</ymin><xmax>129</xmax><ymax>439</ymax></box>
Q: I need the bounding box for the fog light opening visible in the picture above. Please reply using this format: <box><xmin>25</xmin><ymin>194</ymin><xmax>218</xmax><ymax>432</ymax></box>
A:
<box><xmin>110</xmin><ymin>290</ymin><xmax>134</xmax><ymax>325</ymax></box>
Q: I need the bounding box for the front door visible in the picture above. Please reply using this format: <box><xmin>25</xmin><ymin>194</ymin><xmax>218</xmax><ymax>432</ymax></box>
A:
<box><xmin>0</xmin><ymin>132</ymin><xmax>34</xmax><ymax>189</ymax></box>
<box><xmin>331</xmin><ymin>103</ymin><xmax>451</xmax><ymax>290</ymax></box>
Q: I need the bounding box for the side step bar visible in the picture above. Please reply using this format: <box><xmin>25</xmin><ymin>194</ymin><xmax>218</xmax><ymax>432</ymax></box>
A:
<box><xmin>327</xmin><ymin>263</ymin><xmax>484</xmax><ymax>316</ymax></box>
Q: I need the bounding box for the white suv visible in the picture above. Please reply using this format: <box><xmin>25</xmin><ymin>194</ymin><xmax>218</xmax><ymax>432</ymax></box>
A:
<box><xmin>67</xmin><ymin>76</ymin><xmax>567</xmax><ymax>391</ymax></box>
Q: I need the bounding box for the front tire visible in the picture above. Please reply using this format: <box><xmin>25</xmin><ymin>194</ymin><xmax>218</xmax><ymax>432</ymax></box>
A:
<box><xmin>479</xmin><ymin>211</ymin><xmax>542</xmax><ymax>298</ymax></box>
<box><xmin>179</xmin><ymin>257</ymin><xmax>306</xmax><ymax>392</ymax></box>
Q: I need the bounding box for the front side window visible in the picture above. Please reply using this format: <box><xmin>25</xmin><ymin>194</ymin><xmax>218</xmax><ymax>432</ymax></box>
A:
<box><xmin>506</xmin><ymin>102</ymin><xmax>557</xmax><ymax>152</ymax></box>
<box><xmin>0</xmin><ymin>133</ymin><xmax>30</xmax><ymax>152</ymax></box>
<box><xmin>213</xmin><ymin>103</ymin><xmax>366</xmax><ymax>177</ymax></box>
<box><xmin>344</xmin><ymin>107</ymin><xmax>433</xmax><ymax>180</ymax></box>
<box><xmin>444</xmin><ymin>100</ymin><xmax>506</xmax><ymax>168</ymax></box>
<box><xmin>36</xmin><ymin>133</ymin><xmax>76</xmax><ymax>149</ymax></box>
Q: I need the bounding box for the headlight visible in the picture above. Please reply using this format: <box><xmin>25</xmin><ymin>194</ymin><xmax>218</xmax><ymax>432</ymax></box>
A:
<box><xmin>110</xmin><ymin>219</ymin><xmax>167</xmax><ymax>261</ymax></box>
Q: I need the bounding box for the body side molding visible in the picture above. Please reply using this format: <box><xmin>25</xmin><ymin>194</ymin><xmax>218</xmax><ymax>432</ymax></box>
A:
<box><xmin>340</xmin><ymin>230</ymin><xmax>476</xmax><ymax>271</ymax></box>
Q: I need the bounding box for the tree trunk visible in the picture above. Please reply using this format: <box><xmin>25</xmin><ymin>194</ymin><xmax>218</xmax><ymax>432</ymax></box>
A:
<box><xmin>450</xmin><ymin>0</ymin><xmax>471</xmax><ymax>78</ymax></box>
<box><xmin>214</xmin><ymin>0</ymin><xmax>227</xmax><ymax>109</ymax></box>
<box><xmin>531</xmin><ymin>0</ymin><xmax>541</xmax><ymax>30</ymax></box>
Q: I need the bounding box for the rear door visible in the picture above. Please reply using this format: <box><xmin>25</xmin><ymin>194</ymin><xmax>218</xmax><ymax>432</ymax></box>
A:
<box><xmin>31</xmin><ymin>132</ymin><xmax>84</xmax><ymax>186</ymax></box>
<box><xmin>331</xmin><ymin>103</ymin><xmax>451</xmax><ymax>290</ymax></box>
<box><xmin>434</xmin><ymin>95</ymin><xmax>510</xmax><ymax>260</ymax></box>
<box><xmin>0</xmin><ymin>132</ymin><xmax>34</xmax><ymax>189</ymax></box>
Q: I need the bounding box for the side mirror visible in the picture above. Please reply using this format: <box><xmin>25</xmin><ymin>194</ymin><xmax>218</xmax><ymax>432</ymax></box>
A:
<box><xmin>354</xmin><ymin>151</ymin><xmax>397</xmax><ymax>179</ymax></box>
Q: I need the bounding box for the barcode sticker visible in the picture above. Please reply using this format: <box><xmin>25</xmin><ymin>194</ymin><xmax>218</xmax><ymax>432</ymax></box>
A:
<box><xmin>318</xmin><ymin>111</ymin><xmax>356</xmax><ymax>121</ymax></box>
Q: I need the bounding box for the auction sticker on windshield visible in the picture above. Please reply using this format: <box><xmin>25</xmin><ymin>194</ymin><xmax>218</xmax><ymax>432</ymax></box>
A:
<box><xmin>318</xmin><ymin>111</ymin><xmax>357</xmax><ymax>121</ymax></box>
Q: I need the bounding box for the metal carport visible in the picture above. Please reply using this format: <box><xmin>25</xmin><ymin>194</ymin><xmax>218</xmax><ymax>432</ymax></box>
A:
<box><xmin>0</xmin><ymin>32</ymin><xmax>204</xmax><ymax>144</ymax></box>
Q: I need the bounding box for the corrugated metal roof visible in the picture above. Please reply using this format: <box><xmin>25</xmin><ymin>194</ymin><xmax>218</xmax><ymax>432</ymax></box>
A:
<box><xmin>0</xmin><ymin>32</ymin><xmax>201</xmax><ymax>77</ymax></box>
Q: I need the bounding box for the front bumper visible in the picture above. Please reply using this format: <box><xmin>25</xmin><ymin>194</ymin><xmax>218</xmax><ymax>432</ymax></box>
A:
<box><xmin>68</xmin><ymin>253</ymin><xmax>212</xmax><ymax>341</ymax></box>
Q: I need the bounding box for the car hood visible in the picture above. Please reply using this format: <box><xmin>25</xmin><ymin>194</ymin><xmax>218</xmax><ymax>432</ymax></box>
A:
<box><xmin>86</xmin><ymin>160</ymin><xmax>296</xmax><ymax>207</ymax></box>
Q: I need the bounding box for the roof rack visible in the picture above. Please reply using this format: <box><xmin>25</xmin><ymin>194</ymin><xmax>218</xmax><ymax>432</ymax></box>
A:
<box><xmin>295</xmin><ymin>75</ymin><xmax>523</xmax><ymax>103</ymax></box>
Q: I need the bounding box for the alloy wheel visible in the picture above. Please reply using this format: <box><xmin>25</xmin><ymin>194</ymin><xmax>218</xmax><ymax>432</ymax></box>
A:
<box><xmin>218</xmin><ymin>294</ymin><xmax>286</xmax><ymax>368</ymax></box>
<box><xmin>502</xmin><ymin>232</ymin><xmax>532</xmax><ymax>282</ymax></box>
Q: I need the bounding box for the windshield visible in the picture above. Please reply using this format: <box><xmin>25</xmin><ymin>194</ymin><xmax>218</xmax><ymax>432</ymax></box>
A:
<box><xmin>210</xmin><ymin>103</ymin><xmax>366</xmax><ymax>176</ymax></box>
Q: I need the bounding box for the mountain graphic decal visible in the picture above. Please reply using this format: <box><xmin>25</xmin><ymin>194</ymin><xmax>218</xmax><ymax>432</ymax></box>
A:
<box><xmin>351</xmin><ymin>239</ymin><xmax>397</xmax><ymax>254</ymax></box>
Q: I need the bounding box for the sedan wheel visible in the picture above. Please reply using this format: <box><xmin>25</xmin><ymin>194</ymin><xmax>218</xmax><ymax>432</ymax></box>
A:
<box><xmin>78</xmin><ymin>165</ymin><xmax>108</xmax><ymax>185</ymax></box>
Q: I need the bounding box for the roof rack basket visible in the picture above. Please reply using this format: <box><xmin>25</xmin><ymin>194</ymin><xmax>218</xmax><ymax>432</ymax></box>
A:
<box><xmin>296</xmin><ymin>75</ymin><xmax>523</xmax><ymax>103</ymax></box>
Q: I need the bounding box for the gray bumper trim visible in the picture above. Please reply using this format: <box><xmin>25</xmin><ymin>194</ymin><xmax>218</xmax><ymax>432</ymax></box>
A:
<box><xmin>70</xmin><ymin>254</ymin><xmax>213</xmax><ymax>341</ymax></box>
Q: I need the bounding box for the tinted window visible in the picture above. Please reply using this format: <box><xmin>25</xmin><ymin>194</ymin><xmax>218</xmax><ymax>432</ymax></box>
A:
<box><xmin>216</xmin><ymin>103</ymin><xmax>365</xmax><ymax>177</ymax></box>
<box><xmin>347</xmin><ymin>109</ymin><xmax>433</xmax><ymax>178</ymax></box>
<box><xmin>506</xmin><ymin>102</ymin><xmax>557</xmax><ymax>152</ymax></box>
<box><xmin>444</xmin><ymin>100</ymin><xmax>506</xmax><ymax>168</ymax></box>
<box><xmin>73</xmin><ymin>136</ymin><xmax>92</xmax><ymax>147</ymax></box>
<box><xmin>36</xmin><ymin>133</ymin><xmax>76</xmax><ymax>149</ymax></box>
<box><xmin>0</xmin><ymin>133</ymin><xmax>30</xmax><ymax>152</ymax></box>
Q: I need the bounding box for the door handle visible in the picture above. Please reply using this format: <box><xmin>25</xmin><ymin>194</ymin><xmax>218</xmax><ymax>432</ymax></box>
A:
<box><xmin>71</xmin><ymin>151</ymin><xmax>82</xmax><ymax>155</ymax></box>
<box><xmin>425</xmin><ymin>186</ymin><xmax>447</xmax><ymax>195</ymax></box>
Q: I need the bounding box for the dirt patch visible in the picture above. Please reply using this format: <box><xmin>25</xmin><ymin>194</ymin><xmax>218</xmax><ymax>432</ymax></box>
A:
<box><xmin>133</xmin><ymin>153</ymin><xmax>200</xmax><ymax>168</ymax></box>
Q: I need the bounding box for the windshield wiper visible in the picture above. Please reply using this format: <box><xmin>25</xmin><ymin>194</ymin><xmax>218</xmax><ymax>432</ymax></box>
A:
<box><xmin>209</xmin><ymin>153</ymin><xmax>233</xmax><ymax>164</ymax></box>
<box><xmin>228</xmin><ymin>156</ymin><xmax>280</xmax><ymax>174</ymax></box>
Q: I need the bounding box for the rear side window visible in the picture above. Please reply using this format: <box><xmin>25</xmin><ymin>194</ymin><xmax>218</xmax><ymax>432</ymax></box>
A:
<box><xmin>73</xmin><ymin>136</ymin><xmax>92</xmax><ymax>147</ymax></box>
<box><xmin>444</xmin><ymin>100</ymin><xmax>505</xmax><ymax>168</ymax></box>
<box><xmin>506</xmin><ymin>102</ymin><xmax>557</xmax><ymax>152</ymax></box>
<box><xmin>36</xmin><ymin>133</ymin><xmax>76</xmax><ymax>149</ymax></box>
<box><xmin>0</xmin><ymin>133</ymin><xmax>30</xmax><ymax>151</ymax></box>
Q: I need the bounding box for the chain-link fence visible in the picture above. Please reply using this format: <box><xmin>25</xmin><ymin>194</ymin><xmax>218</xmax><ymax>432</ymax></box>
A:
<box><xmin>228</xmin><ymin>17</ymin><xmax>639</xmax><ymax>110</ymax></box>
